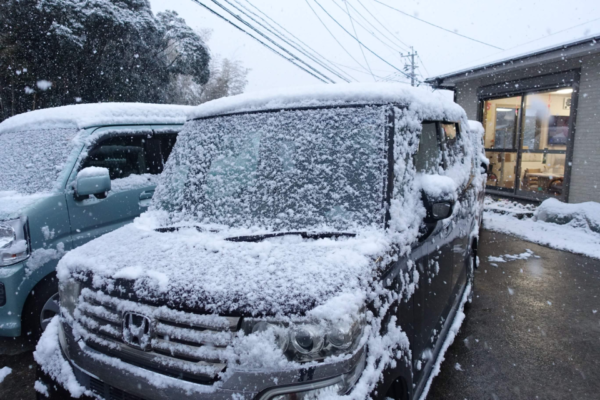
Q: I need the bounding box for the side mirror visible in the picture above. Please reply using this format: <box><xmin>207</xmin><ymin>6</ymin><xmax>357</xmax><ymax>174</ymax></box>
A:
<box><xmin>75</xmin><ymin>167</ymin><xmax>111</xmax><ymax>198</ymax></box>
<box><xmin>430</xmin><ymin>201</ymin><xmax>453</xmax><ymax>220</ymax></box>
<box><xmin>422</xmin><ymin>191</ymin><xmax>454</xmax><ymax>222</ymax></box>
<box><xmin>480</xmin><ymin>162</ymin><xmax>489</xmax><ymax>174</ymax></box>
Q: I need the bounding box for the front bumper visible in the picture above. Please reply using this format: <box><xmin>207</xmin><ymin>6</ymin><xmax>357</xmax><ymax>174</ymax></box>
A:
<box><xmin>37</xmin><ymin>318</ymin><xmax>366</xmax><ymax>400</ymax></box>
<box><xmin>0</xmin><ymin>262</ymin><xmax>27</xmax><ymax>336</ymax></box>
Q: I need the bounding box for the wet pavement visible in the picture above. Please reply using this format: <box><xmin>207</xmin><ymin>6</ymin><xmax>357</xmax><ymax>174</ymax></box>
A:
<box><xmin>1</xmin><ymin>230</ymin><xmax>599</xmax><ymax>400</ymax></box>
<box><xmin>429</xmin><ymin>230</ymin><xmax>600</xmax><ymax>400</ymax></box>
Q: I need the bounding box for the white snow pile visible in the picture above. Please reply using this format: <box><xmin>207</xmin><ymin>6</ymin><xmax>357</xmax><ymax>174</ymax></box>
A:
<box><xmin>484</xmin><ymin>197</ymin><xmax>600</xmax><ymax>260</ymax></box>
<box><xmin>45</xmin><ymin>85</ymin><xmax>483</xmax><ymax>399</ymax></box>
<box><xmin>535</xmin><ymin>198</ymin><xmax>600</xmax><ymax>233</ymax></box>
<box><xmin>0</xmin><ymin>103</ymin><xmax>193</xmax><ymax>134</ymax></box>
<box><xmin>487</xmin><ymin>249</ymin><xmax>537</xmax><ymax>266</ymax></box>
<box><xmin>0</xmin><ymin>366</ymin><xmax>12</xmax><ymax>384</ymax></box>
<box><xmin>191</xmin><ymin>82</ymin><xmax>464</xmax><ymax>120</ymax></box>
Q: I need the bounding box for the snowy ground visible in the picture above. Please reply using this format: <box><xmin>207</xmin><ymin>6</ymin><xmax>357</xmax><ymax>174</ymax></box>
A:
<box><xmin>483</xmin><ymin>197</ymin><xmax>600</xmax><ymax>260</ymax></box>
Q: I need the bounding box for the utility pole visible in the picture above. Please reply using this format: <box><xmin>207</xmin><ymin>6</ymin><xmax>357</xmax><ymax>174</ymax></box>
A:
<box><xmin>400</xmin><ymin>46</ymin><xmax>418</xmax><ymax>86</ymax></box>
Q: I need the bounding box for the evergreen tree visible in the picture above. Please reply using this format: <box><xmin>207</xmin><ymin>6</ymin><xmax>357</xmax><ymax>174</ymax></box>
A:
<box><xmin>0</xmin><ymin>0</ymin><xmax>211</xmax><ymax>121</ymax></box>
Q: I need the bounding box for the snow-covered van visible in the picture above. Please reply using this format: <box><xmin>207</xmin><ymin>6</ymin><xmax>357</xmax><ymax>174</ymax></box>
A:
<box><xmin>36</xmin><ymin>84</ymin><xmax>486</xmax><ymax>400</ymax></box>
<box><xmin>0</xmin><ymin>103</ymin><xmax>191</xmax><ymax>340</ymax></box>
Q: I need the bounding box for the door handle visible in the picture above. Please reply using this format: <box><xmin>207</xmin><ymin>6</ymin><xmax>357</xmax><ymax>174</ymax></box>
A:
<box><xmin>139</xmin><ymin>190</ymin><xmax>155</xmax><ymax>201</ymax></box>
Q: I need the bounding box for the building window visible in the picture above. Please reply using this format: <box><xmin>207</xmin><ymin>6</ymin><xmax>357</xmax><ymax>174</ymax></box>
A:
<box><xmin>481</xmin><ymin>87</ymin><xmax>573</xmax><ymax>200</ymax></box>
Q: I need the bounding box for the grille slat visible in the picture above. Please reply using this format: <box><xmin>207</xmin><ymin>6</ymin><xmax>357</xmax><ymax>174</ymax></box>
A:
<box><xmin>75</xmin><ymin>289</ymin><xmax>237</xmax><ymax>385</ymax></box>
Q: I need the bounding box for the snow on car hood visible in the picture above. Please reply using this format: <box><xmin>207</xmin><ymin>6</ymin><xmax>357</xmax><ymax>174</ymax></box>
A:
<box><xmin>57</xmin><ymin>212</ymin><xmax>390</xmax><ymax>316</ymax></box>
<box><xmin>0</xmin><ymin>191</ymin><xmax>50</xmax><ymax>220</ymax></box>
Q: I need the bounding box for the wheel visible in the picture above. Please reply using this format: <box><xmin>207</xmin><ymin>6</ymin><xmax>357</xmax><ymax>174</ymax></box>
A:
<box><xmin>22</xmin><ymin>273</ymin><xmax>59</xmax><ymax>341</ymax></box>
<box><xmin>384</xmin><ymin>377</ymin><xmax>408</xmax><ymax>400</ymax></box>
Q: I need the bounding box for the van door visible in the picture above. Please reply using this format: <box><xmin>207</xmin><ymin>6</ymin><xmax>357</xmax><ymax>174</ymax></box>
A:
<box><xmin>66</xmin><ymin>127</ymin><xmax>177</xmax><ymax>249</ymax></box>
<box><xmin>440</xmin><ymin>123</ymin><xmax>472</xmax><ymax>307</ymax></box>
<box><xmin>411</xmin><ymin>122</ymin><xmax>455</xmax><ymax>385</ymax></box>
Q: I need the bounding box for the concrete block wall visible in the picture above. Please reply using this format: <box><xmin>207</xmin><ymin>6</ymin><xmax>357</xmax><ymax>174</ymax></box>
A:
<box><xmin>569</xmin><ymin>55</ymin><xmax>600</xmax><ymax>203</ymax></box>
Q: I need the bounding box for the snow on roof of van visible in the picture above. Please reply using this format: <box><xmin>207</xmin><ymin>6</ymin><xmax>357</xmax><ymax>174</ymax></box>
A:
<box><xmin>0</xmin><ymin>103</ymin><xmax>193</xmax><ymax>134</ymax></box>
<box><xmin>190</xmin><ymin>82</ymin><xmax>463</xmax><ymax>120</ymax></box>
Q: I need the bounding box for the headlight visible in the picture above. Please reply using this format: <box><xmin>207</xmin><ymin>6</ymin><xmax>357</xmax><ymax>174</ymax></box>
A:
<box><xmin>242</xmin><ymin>314</ymin><xmax>365</xmax><ymax>362</ymax></box>
<box><xmin>0</xmin><ymin>218</ymin><xmax>30</xmax><ymax>266</ymax></box>
<box><xmin>59</xmin><ymin>279</ymin><xmax>81</xmax><ymax>319</ymax></box>
<box><xmin>259</xmin><ymin>349</ymin><xmax>367</xmax><ymax>400</ymax></box>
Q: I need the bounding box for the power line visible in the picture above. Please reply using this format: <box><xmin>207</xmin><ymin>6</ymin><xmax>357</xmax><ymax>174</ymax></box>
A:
<box><xmin>313</xmin><ymin>0</ymin><xmax>413</xmax><ymax>79</ymax></box>
<box><xmin>222</xmin><ymin>0</ymin><xmax>352</xmax><ymax>82</ymax></box>
<box><xmin>208</xmin><ymin>0</ymin><xmax>338</xmax><ymax>83</ymax></box>
<box><xmin>239</xmin><ymin>0</ymin><xmax>357</xmax><ymax>81</ymax></box>
<box><xmin>330</xmin><ymin>0</ymin><xmax>408</xmax><ymax>54</ymax></box>
<box><xmin>417</xmin><ymin>53</ymin><xmax>430</xmax><ymax>77</ymax></box>
<box><xmin>189</xmin><ymin>0</ymin><xmax>329</xmax><ymax>83</ymax></box>
<box><xmin>342</xmin><ymin>0</ymin><xmax>375</xmax><ymax>79</ymax></box>
<box><xmin>303</xmin><ymin>0</ymin><xmax>373</xmax><ymax>75</ymax></box>
<box><xmin>373</xmin><ymin>0</ymin><xmax>504</xmax><ymax>50</ymax></box>
<box><xmin>355</xmin><ymin>0</ymin><xmax>411</xmax><ymax>50</ymax></box>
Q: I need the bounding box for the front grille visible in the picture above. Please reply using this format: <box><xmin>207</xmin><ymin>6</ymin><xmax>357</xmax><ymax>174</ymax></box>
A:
<box><xmin>74</xmin><ymin>288</ymin><xmax>240</xmax><ymax>384</ymax></box>
<box><xmin>89</xmin><ymin>377</ymin><xmax>145</xmax><ymax>400</ymax></box>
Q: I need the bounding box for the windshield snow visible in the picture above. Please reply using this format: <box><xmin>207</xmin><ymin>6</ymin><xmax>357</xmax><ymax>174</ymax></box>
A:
<box><xmin>155</xmin><ymin>106</ymin><xmax>388</xmax><ymax>231</ymax></box>
<box><xmin>0</xmin><ymin>128</ymin><xmax>79</xmax><ymax>194</ymax></box>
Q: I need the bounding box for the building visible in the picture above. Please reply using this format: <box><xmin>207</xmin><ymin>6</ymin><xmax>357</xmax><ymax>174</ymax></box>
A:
<box><xmin>427</xmin><ymin>36</ymin><xmax>600</xmax><ymax>203</ymax></box>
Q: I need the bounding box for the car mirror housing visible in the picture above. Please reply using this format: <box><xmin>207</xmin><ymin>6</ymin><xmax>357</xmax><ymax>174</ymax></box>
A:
<box><xmin>75</xmin><ymin>167</ymin><xmax>111</xmax><ymax>198</ymax></box>
<box><xmin>431</xmin><ymin>201</ymin><xmax>453</xmax><ymax>220</ymax></box>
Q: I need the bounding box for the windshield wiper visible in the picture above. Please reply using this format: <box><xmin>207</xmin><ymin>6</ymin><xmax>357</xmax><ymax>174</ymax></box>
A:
<box><xmin>225</xmin><ymin>231</ymin><xmax>356</xmax><ymax>243</ymax></box>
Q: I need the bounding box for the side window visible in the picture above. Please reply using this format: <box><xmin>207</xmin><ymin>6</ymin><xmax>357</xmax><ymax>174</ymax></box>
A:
<box><xmin>81</xmin><ymin>136</ymin><xmax>146</xmax><ymax>180</ymax></box>
<box><xmin>415</xmin><ymin>122</ymin><xmax>442</xmax><ymax>174</ymax></box>
<box><xmin>80</xmin><ymin>133</ymin><xmax>178</xmax><ymax>180</ymax></box>
<box><xmin>441</xmin><ymin>122</ymin><xmax>464</xmax><ymax>165</ymax></box>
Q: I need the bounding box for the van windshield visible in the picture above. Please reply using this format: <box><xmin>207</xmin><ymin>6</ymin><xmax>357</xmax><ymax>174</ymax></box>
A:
<box><xmin>0</xmin><ymin>128</ymin><xmax>79</xmax><ymax>194</ymax></box>
<box><xmin>155</xmin><ymin>106</ymin><xmax>388</xmax><ymax>231</ymax></box>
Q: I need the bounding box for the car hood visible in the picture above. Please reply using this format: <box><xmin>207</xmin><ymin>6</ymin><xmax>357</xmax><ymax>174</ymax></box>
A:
<box><xmin>0</xmin><ymin>191</ymin><xmax>50</xmax><ymax>220</ymax></box>
<box><xmin>57</xmin><ymin>215</ymin><xmax>391</xmax><ymax>316</ymax></box>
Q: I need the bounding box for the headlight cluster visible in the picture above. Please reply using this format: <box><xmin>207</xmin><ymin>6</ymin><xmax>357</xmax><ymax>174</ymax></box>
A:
<box><xmin>0</xmin><ymin>218</ymin><xmax>30</xmax><ymax>266</ymax></box>
<box><xmin>242</xmin><ymin>314</ymin><xmax>365</xmax><ymax>362</ymax></box>
<box><xmin>59</xmin><ymin>279</ymin><xmax>82</xmax><ymax>319</ymax></box>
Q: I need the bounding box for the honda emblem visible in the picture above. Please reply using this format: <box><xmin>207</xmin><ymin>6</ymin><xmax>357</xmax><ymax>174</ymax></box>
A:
<box><xmin>123</xmin><ymin>312</ymin><xmax>153</xmax><ymax>351</ymax></box>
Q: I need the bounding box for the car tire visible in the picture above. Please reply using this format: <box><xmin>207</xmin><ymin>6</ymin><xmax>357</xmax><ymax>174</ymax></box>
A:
<box><xmin>22</xmin><ymin>273</ymin><xmax>59</xmax><ymax>342</ymax></box>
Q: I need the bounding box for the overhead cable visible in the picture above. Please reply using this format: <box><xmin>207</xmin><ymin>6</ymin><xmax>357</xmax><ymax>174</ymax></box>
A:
<box><xmin>331</xmin><ymin>0</ymin><xmax>409</xmax><ymax>53</ymax></box>
<box><xmin>313</xmin><ymin>0</ymin><xmax>413</xmax><ymax>79</ymax></box>
<box><xmin>373</xmin><ymin>0</ymin><xmax>504</xmax><ymax>50</ymax></box>
<box><xmin>231</xmin><ymin>0</ymin><xmax>354</xmax><ymax>82</ymax></box>
<box><xmin>342</xmin><ymin>0</ymin><xmax>375</xmax><ymax>79</ymax></box>
<box><xmin>355</xmin><ymin>0</ymin><xmax>411</xmax><ymax>50</ymax></box>
<box><xmin>303</xmin><ymin>0</ymin><xmax>374</xmax><ymax>75</ymax></box>
<box><xmin>208</xmin><ymin>0</ymin><xmax>338</xmax><ymax>83</ymax></box>
<box><xmin>189</xmin><ymin>0</ymin><xmax>330</xmax><ymax>83</ymax></box>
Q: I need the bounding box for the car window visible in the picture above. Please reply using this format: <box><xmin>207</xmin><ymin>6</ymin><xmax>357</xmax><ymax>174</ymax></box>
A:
<box><xmin>80</xmin><ymin>133</ymin><xmax>177</xmax><ymax>180</ymax></box>
<box><xmin>414</xmin><ymin>122</ymin><xmax>442</xmax><ymax>174</ymax></box>
<box><xmin>81</xmin><ymin>136</ymin><xmax>147</xmax><ymax>180</ymax></box>
<box><xmin>441</xmin><ymin>122</ymin><xmax>464</xmax><ymax>166</ymax></box>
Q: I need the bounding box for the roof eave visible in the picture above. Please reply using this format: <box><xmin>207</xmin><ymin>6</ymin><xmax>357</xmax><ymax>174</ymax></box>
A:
<box><xmin>426</xmin><ymin>35</ymin><xmax>600</xmax><ymax>87</ymax></box>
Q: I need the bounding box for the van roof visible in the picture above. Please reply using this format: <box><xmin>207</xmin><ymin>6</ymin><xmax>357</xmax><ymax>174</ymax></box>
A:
<box><xmin>0</xmin><ymin>103</ymin><xmax>193</xmax><ymax>134</ymax></box>
<box><xmin>190</xmin><ymin>82</ymin><xmax>464</xmax><ymax>121</ymax></box>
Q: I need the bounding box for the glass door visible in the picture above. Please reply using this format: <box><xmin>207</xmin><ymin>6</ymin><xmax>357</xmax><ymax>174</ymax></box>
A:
<box><xmin>482</xmin><ymin>96</ymin><xmax>522</xmax><ymax>192</ymax></box>
<box><xmin>517</xmin><ymin>89</ymin><xmax>571</xmax><ymax>199</ymax></box>
<box><xmin>481</xmin><ymin>87</ymin><xmax>573</xmax><ymax>200</ymax></box>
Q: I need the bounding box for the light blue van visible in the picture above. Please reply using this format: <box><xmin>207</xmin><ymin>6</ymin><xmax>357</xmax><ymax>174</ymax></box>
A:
<box><xmin>0</xmin><ymin>103</ymin><xmax>191</xmax><ymax>339</ymax></box>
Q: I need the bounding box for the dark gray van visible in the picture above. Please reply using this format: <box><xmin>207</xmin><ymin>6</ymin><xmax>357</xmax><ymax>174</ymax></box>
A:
<box><xmin>35</xmin><ymin>84</ymin><xmax>485</xmax><ymax>400</ymax></box>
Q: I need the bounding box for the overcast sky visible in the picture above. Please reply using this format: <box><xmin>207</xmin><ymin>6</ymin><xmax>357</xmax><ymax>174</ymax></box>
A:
<box><xmin>149</xmin><ymin>0</ymin><xmax>600</xmax><ymax>93</ymax></box>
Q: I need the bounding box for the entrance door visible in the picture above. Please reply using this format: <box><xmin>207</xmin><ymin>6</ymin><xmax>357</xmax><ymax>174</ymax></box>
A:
<box><xmin>481</xmin><ymin>87</ymin><xmax>574</xmax><ymax>201</ymax></box>
<box><xmin>482</xmin><ymin>97</ymin><xmax>522</xmax><ymax>192</ymax></box>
